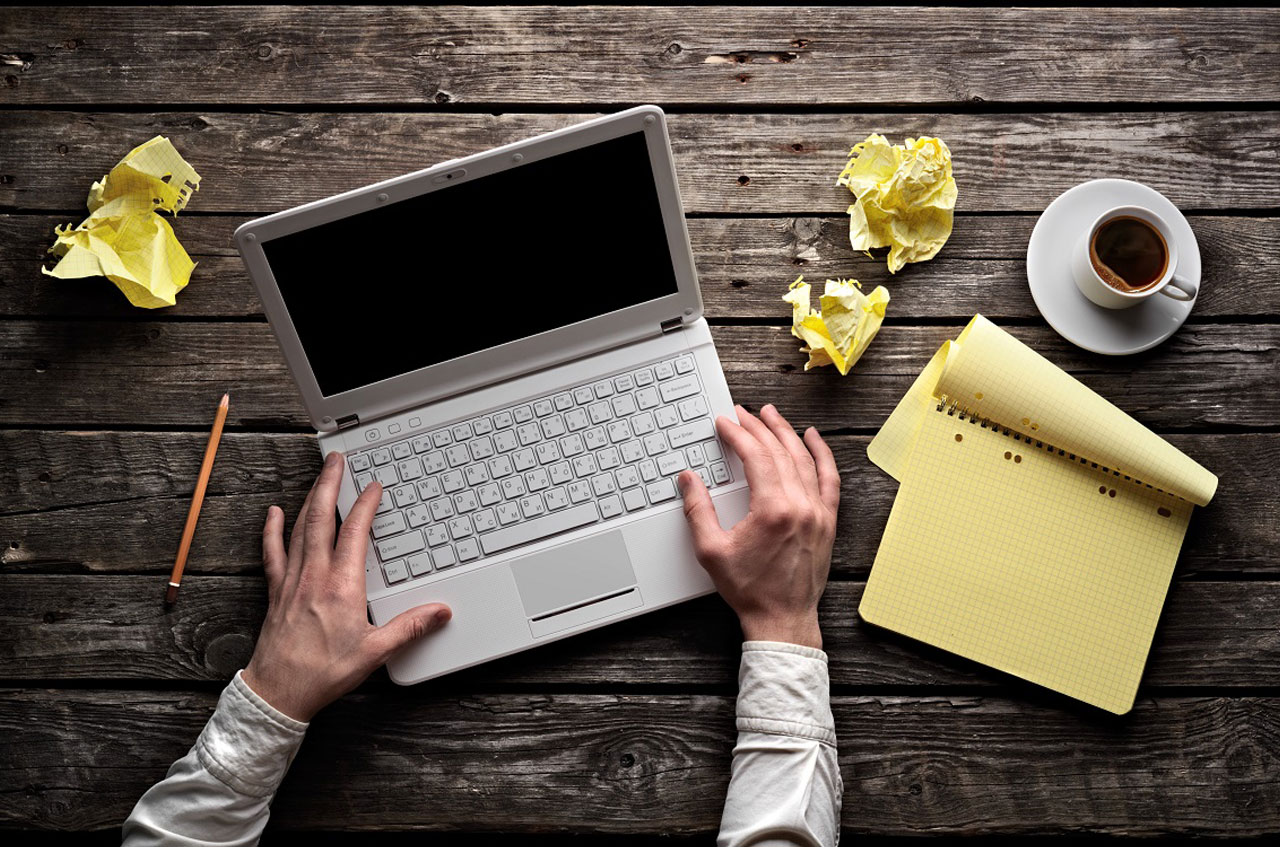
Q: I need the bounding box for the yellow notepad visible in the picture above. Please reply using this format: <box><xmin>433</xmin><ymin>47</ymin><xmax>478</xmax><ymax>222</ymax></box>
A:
<box><xmin>861</xmin><ymin>316</ymin><xmax>1217</xmax><ymax>714</ymax></box>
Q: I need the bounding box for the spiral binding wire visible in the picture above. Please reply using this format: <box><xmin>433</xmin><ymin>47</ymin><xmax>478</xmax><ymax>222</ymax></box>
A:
<box><xmin>933</xmin><ymin>394</ymin><xmax>1173</xmax><ymax>498</ymax></box>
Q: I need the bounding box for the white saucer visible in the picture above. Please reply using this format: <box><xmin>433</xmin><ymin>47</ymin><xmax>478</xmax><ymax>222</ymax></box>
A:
<box><xmin>1027</xmin><ymin>178</ymin><xmax>1200</xmax><ymax>355</ymax></box>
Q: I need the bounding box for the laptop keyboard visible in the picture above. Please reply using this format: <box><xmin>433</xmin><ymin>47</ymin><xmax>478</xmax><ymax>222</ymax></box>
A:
<box><xmin>348</xmin><ymin>354</ymin><xmax>734</xmax><ymax>588</ymax></box>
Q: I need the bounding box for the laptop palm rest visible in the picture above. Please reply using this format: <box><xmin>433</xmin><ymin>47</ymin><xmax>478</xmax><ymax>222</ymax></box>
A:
<box><xmin>510</xmin><ymin>531</ymin><xmax>643</xmax><ymax>638</ymax></box>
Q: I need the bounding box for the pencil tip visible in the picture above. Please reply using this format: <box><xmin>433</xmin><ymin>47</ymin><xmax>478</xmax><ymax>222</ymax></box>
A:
<box><xmin>220</xmin><ymin>393</ymin><xmax>230</xmax><ymax>406</ymax></box>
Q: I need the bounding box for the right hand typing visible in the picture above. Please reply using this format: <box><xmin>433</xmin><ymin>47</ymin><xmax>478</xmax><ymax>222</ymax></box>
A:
<box><xmin>676</xmin><ymin>404</ymin><xmax>840</xmax><ymax>650</ymax></box>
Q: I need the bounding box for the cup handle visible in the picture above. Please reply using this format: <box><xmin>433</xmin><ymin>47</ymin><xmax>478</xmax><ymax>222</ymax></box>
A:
<box><xmin>1159</xmin><ymin>274</ymin><xmax>1198</xmax><ymax>302</ymax></box>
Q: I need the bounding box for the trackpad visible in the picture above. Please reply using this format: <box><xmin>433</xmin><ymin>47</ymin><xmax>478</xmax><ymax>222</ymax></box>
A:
<box><xmin>510</xmin><ymin>532</ymin><xmax>640</xmax><ymax>634</ymax></box>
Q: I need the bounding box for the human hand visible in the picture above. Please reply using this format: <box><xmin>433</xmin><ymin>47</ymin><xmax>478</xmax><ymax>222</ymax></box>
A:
<box><xmin>676</xmin><ymin>404</ymin><xmax>840</xmax><ymax>650</ymax></box>
<box><xmin>243</xmin><ymin>452</ymin><xmax>452</xmax><ymax>721</ymax></box>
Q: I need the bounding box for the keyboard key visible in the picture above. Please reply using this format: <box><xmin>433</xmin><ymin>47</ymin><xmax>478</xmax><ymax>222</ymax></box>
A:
<box><xmin>639</xmin><ymin>459</ymin><xmax>659</xmax><ymax>482</ymax></box>
<box><xmin>371</xmin><ymin>513</ymin><xmax>407</xmax><ymax>539</ymax></box>
<box><xmin>667</xmin><ymin>418</ymin><xmax>715</xmax><ymax>449</ymax></box>
<box><xmin>350</xmin><ymin>453</ymin><xmax>371</xmax><ymax>472</ymax></box>
<box><xmin>447</xmin><ymin>516</ymin><xmax>473</xmax><ymax>539</ymax></box>
<box><xmin>674</xmin><ymin>355</ymin><xmax>695</xmax><ymax>374</ymax></box>
<box><xmin>533</xmin><ymin>398</ymin><xmax>554</xmax><ymax>417</ymax></box>
<box><xmin>377</xmin><ymin>490</ymin><xmax>394</xmax><ymax>514</ymax></box>
<box><xmin>614</xmin><ymin>374</ymin><xmax>635</xmax><ymax>393</ymax></box>
<box><xmin>545</xmin><ymin>487</ymin><xmax>569</xmax><ymax>510</ymax></box>
<box><xmin>549</xmin><ymin>461</ymin><xmax>573</xmax><ymax>485</ymax></box>
<box><xmin>564</xmin><ymin>408</ymin><xmax>589</xmax><ymax>431</ymax></box>
<box><xmin>655</xmin><ymin>405</ymin><xmax>680</xmax><ymax>428</ymax></box>
<box><xmin>574</xmin><ymin>386</ymin><xmax>595</xmax><ymax>405</ymax></box>
<box><xmin>593</xmin><ymin>380</ymin><xmax>614</xmax><ymax>398</ymax></box>
<box><xmin>654</xmin><ymin>361</ymin><xmax>675</xmax><ymax>380</ymax></box>
<box><xmin>535</xmin><ymin>441</ymin><xmax>561</xmax><ymax>464</ymax></box>
<box><xmin>423</xmin><ymin>451</ymin><xmax>446</xmax><ymax>473</ymax></box>
<box><xmin>710</xmin><ymin>462</ymin><xmax>730</xmax><ymax>484</ymax></box>
<box><xmin>446</xmin><ymin>444</ymin><xmax>470</xmax><ymax>467</ymax></box>
<box><xmin>356</xmin><ymin>472</ymin><xmax>373</xmax><ymax>491</ymax></box>
<box><xmin>392</xmin><ymin>484</ymin><xmax>418</xmax><ymax>508</ymax></box>
<box><xmin>464</xmin><ymin>463</ymin><xmax>490</xmax><ymax>486</ymax></box>
<box><xmin>429</xmin><ymin>497</ymin><xmax>456</xmax><ymax>520</ymax></box>
<box><xmin>416</xmin><ymin>476</ymin><xmax>442</xmax><ymax>500</ymax></box>
<box><xmin>407</xmin><ymin>552</ymin><xmax>433</xmax><ymax>577</ymax></box>
<box><xmin>377</xmin><ymin>531</ymin><xmax>424</xmax><ymax>561</ymax></box>
<box><xmin>487</xmin><ymin>454</ymin><xmax>514</xmax><ymax>478</ymax></box>
<box><xmin>620</xmin><ymin>440</ymin><xmax>644</xmax><ymax>463</ymax></box>
<box><xmin>520</xmin><ymin>494</ymin><xmax>546</xmax><ymax>518</ymax></box>
<box><xmin>405</xmin><ymin>504</ymin><xmax>431</xmax><ymax>528</ymax></box>
<box><xmin>598</xmin><ymin>446</ymin><xmax>621</xmax><ymax>470</ymax></box>
<box><xmin>703</xmin><ymin>440</ymin><xmax>724</xmax><ymax>461</ymax></box>
<box><xmin>643</xmin><ymin>433</ymin><xmax>668</xmax><ymax>456</ymax></box>
<box><xmin>432</xmin><ymin>429</ymin><xmax>452</xmax><ymax>447</ymax></box>
<box><xmin>568</xmin><ymin>480</ymin><xmax>593</xmax><ymax>503</ymax></box>
<box><xmin>469</xmin><ymin>436</ymin><xmax>495</xmax><ymax>460</ymax></box>
<box><xmin>480</xmin><ymin>503</ymin><xmax>600</xmax><ymax>555</ymax></box>
<box><xmin>472</xmin><ymin>416</ymin><xmax>493</xmax><ymax>435</ymax></box>
<box><xmin>513</xmin><ymin>448</ymin><xmax>537</xmax><ymax>472</ymax></box>
<box><xmin>513</xmin><ymin>405</ymin><xmax>534</xmax><ymax>423</ymax></box>
<box><xmin>441</xmin><ymin>469</ymin><xmax>465</xmax><ymax>493</ymax></box>
<box><xmin>526</xmin><ymin>468</ymin><xmax>550</xmax><ymax>491</ymax></box>
<box><xmin>412</xmin><ymin>435</ymin><xmax>433</xmax><ymax>453</ymax></box>
<box><xmin>501</xmin><ymin>476</ymin><xmax>527</xmax><ymax>499</ymax></box>
<box><xmin>374</xmin><ymin>465</ymin><xmax>400</xmax><ymax>487</ymax></box>
<box><xmin>453</xmin><ymin>490</ymin><xmax>478</xmax><ymax>513</ymax></box>
<box><xmin>426</xmin><ymin>525</ymin><xmax>450</xmax><ymax>547</ymax></box>
<box><xmin>457</xmin><ymin>538</ymin><xmax>481</xmax><ymax>562</ymax></box>
<box><xmin>572</xmin><ymin>454</ymin><xmax>598</xmax><ymax>478</ymax></box>
<box><xmin>517</xmin><ymin>422</ymin><xmax>542</xmax><ymax>446</ymax></box>
<box><xmin>383</xmin><ymin>560</ymin><xmax>409</xmax><ymax>584</ymax></box>
<box><xmin>635</xmin><ymin>386</ymin><xmax>660</xmax><ymax>410</ymax></box>
<box><xmin>607</xmin><ymin>420</ymin><xmax>631</xmax><ymax>443</ymax></box>
<box><xmin>477</xmin><ymin>482</ymin><xmax>502</xmax><ymax>506</ymax></box>
<box><xmin>434</xmin><ymin>544</ymin><xmax>459</xmax><ymax>569</ymax></box>
<box><xmin>497</xmin><ymin>502</ymin><xmax>521</xmax><ymax>525</ymax></box>
<box><xmin>397</xmin><ymin>458</ymin><xmax>423</xmax><ymax>481</ymax></box>
<box><xmin>659</xmin><ymin>375</ymin><xmax>701</xmax><ymax>403</ymax></box>
<box><xmin>678</xmin><ymin>397</ymin><xmax>709</xmax><ymax>420</ymax></box>
<box><xmin>591</xmin><ymin>474</ymin><xmax>617</xmax><ymax>497</ymax></box>
<box><xmin>588</xmin><ymin>401</ymin><xmax>613</xmax><ymax>425</ymax></box>
<box><xmin>696</xmin><ymin>467</ymin><xmax>713</xmax><ymax>487</ymax></box>
<box><xmin>658</xmin><ymin>453</ymin><xmax>688</xmax><ymax>476</ymax></box>
<box><xmin>584</xmin><ymin>427</ymin><xmax>609</xmax><ymax>450</ymax></box>
<box><xmin>633</xmin><ymin>367</ymin><xmax>654</xmax><ymax>386</ymax></box>
<box><xmin>452</xmin><ymin>422</ymin><xmax>473</xmax><ymax>441</ymax></box>
<box><xmin>646</xmin><ymin>478</ymin><xmax>677</xmax><ymax>504</ymax></box>
<box><xmin>392</xmin><ymin>442</ymin><xmax>412</xmax><ymax>461</ymax></box>
<box><xmin>616</xmin><ymin>466</ymin><xmax>640</xmax><ymax>488</ymax></box>
<box><xmin>611</xmin><ymin>394</ymin><xmax>637</xmax><ymax>417</ymax></box>
<box><xmin>494</xmin><ymin>430</ymin><xmax>518</xmax><ymax>452</ymax></box>
<box><xmin>492</xmin><ymin>410</ymin><xmax>514</xmax><ymax>429</ymax></box>
<box><xmin>473</xmin><ymin>509</ymin><xmax>497</xmax><ymax>532</ymax></box>
<box><xmin>599</xmin><ymin>495</ymin><xmax>623</xmax><ymax>518</ymax></box>
<box><xmin>540</xmin><ymin>415</ymin><xmax>566</xmax><ymax>438</ymax></box>
<box><xmin>371</xmin><ymin>448</ymin><xmax>392</xmax><ymax>466</ymax></box>
<box><xmin>554</xmin><ymin>393</ymin><xmax>574</xmax><ymax>411</ymax></box>
<box><xmin>622</xmin><ymin>487</ymin><xmax>647</xmax><ymax>512</ymax></box>
<box><xmin>686</xmin><ymin>444</ymin><xmax>706</xmax><ymax>467</ymax></box>
<box><xmin>630</xmin><ymin>412</ymin><xmax>656</xmax><ymax>435</ymax></box>
<box><xmin>560</xmin><ymin>433</ymin><xmax>586</xmax><ymax>456</ymax></box>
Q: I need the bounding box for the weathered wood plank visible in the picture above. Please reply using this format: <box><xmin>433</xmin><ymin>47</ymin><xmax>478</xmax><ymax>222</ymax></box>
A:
<box><xmin>2</xmin><ymin>7</ymin><xmax>1277</xmax><ymax>106</ymax></box>
<box><xmin>1</xmin><ymin>321</ymin><xmax>1273</xmax><ymax>429</ymax></box>
<box><xmin>6</xmin><ymin>214</ymin><xmax>1278</xmax><ymax>319</ymax></box>
<box><xmin>3</xmin><ymin>112</ymin><xmax>1277</xmax><ymax>214</ymax></box>
<box><xmin>2</xmin><ymin>689</ymin><xmax>1277</xmax><ymax>835</ymax></box>
<box><xmin>0</xmin><ymin>432</ymin><xmax>1271</xmax><ymax>577</ymax></box>
<box><xmin>2</xmin><ymin>576</ymin><xmax>1275</xmax><ymax>690</ymax></box>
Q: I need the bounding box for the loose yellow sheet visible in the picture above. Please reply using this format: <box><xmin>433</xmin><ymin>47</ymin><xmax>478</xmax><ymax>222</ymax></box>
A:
<box><xmin>783</xmin><ymin>275</ymin><xmax>889</xmax><ymax>375</ymax></box>
<box><xmin>837</xmin><ymin>133</ymin><xmax>956</xmax><ymax>274</ymax></box>
<box><xmin>861</xmin><ymin>315</ymin><xmax>1217</xmax><ymax>714</ymax></box>
<box><xmin>44</xmin><ymin>136</ymin><xmax>201</xmax><ymax>308</ymax></box>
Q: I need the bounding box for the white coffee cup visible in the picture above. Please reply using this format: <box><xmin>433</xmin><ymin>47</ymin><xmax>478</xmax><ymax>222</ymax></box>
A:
<box><xmin>1070</xmin><ymin>205</ymin><xmax>1198</xmax><ymax>309</ymax></box>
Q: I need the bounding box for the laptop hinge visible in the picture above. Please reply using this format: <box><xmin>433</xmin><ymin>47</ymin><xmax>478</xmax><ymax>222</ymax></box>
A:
<box><xmin>660</xmin><ymin>317</ymin><xmax>683</xmax><ymax>334</ymax></box>
<box><xmin>335</xmin><ymin>413</ymin><xmax>360</xmax><ymax>431</ymax></box>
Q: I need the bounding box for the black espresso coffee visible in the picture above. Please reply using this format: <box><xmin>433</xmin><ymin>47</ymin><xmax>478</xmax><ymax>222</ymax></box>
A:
<box><xmin>1090</xmin><ymin>215</ymin><xmax>1168</xmax><ymax>292</ymax></box>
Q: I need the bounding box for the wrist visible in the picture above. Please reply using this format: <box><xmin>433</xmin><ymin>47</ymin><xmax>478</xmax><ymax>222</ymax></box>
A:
<box><xmin>242</xmin><ymin>661</ymin><xmax>320</xmax><ymax>723</ymax></box>
<box><xmin>738</xmin><ymin>613</ymin><xmax>823</xmax><ymax>650</ymax></box>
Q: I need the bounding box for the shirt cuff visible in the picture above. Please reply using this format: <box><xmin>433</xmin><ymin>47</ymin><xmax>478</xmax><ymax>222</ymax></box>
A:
<box><xmin>735</xmin><ymin>641</ymin><xmax>836</xmax><ymax>748</ymax></box>
<box><xmin>194</xmin><ymin>669</ymin><xmax>310</xmax><ymax>798</ymax></box>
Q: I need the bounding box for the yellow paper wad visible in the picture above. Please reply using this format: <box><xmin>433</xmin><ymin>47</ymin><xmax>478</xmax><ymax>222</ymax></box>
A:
<box><xmin>783</xmin><ymin>275</ymin><xmax>889</xmax><ymax>375</ymax></box>
<box><xmin>837</xmin><ymin>133</ymin><xmax>956</xmax><ymax>274</ymax></box>
<box><xmin>44</xmin><ymin>136</ymin><xmax>201</xmax><ymax>308</ymax></box>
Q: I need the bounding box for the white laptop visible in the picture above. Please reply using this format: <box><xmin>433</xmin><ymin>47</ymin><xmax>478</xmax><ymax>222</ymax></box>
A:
<box><xmin>236</xmin><ymin>106</ymin><xmax>749</xmax><ymax>683</ymax></box>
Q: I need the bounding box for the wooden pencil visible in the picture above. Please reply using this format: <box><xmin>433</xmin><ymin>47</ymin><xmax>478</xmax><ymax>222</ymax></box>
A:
<box><xmin>166</xmin><ymin>393</ymin><xmax>229</xmax><ymax>605</ymax></box>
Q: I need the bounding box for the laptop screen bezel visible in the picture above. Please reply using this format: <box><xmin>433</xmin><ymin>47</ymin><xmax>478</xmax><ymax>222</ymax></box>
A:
<box><xmin>235</xmin><ymin>106</ymin><xmax>702</xmax><ymax>431</ymax></box>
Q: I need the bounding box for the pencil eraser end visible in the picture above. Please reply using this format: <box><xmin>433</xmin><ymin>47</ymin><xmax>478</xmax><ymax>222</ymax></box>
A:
<box><xmin>164</xmin><ymin>584</ymin><xmax>179</xmax><ymax>605</ymax></box>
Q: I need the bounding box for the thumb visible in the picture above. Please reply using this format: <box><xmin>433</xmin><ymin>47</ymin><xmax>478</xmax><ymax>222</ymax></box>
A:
<box><xmin>368</xmin><ymin>603</ymin><xmax>452</xmax><ymax>663</ymax></box>
<box><xmin>677</xmin><ymin>470</ymin><xmax>728</xmax><ymax>566</ymax></box>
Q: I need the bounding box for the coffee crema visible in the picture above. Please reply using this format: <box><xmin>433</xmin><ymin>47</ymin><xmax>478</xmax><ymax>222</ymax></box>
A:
<box><xmin>1089</xmin><ymin>215</ymin><xmax>1168</xmax><ymax>292</ymax></box>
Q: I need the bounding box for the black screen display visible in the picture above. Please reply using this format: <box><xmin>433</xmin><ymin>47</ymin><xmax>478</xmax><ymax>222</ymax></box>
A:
<box><xmin>262</xmin><ymin>131</ymin><xmax>681</xmax><ymax>397</ymax></box>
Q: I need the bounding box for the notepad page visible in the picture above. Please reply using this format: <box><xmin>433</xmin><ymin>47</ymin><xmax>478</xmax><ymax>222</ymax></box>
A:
<box><xmin>859</xmin><ymin>405</ymin><xmax>1193</xmax><ymax>714</ymax></box>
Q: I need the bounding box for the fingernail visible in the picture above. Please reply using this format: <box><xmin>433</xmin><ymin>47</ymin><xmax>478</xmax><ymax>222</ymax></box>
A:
<box><xmin>433</xmin><ymin>608</ymin><xmax>452</xmax><ymax>626</ymax></box>
<box><xmin>325</xmin><ymin>452</ymin><xmax>340</xmax><ymax>468</ymax></box>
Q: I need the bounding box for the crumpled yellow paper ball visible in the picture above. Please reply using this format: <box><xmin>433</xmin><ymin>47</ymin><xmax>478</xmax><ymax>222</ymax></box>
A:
<box><xmin>783</xmin><ymin>275</ymin><xmax>890</xmax><ymax>375</ymax></box>
<box><xmin>837</xmin><ymin>133</ymin><xmax>956</xmax><ymax>274</ymax></box>
<box><xmin>44</xmin><ymin>136</ymin><xmax>201</xmax><ymax>308</ymax></box>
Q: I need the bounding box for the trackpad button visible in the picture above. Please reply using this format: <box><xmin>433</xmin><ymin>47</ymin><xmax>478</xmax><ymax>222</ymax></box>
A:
<box><xmin>510</xmin><ymin>531</ymin><xmax>638</xmax><ymax>622</ymax></box>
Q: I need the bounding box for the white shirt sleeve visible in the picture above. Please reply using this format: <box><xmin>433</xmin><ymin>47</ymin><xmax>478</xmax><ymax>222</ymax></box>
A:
<box><xmin>717</xmin><ymin>641</ymin><xmax>842</xmax><ymax>847</ymax></box>
<box><xmin>121</xmin><ymin>669</ymin><xmax>308</xmax><ymax>847</ymax></box>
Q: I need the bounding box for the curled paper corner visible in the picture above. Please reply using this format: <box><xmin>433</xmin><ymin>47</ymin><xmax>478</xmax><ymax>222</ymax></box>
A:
<box><xmin>43</xmin><ymin>136</ymin><xmax>202</xmax><ymax>309</ymax></box>
<box><xmin>783</xmin><ymin>275</ymin><xmax>890</xmax><ymax>376</ymax></box>
<box><xmin>836</xmin><ymin>133</ymin><xmax>956</xmax><ymax>274</ymax></box>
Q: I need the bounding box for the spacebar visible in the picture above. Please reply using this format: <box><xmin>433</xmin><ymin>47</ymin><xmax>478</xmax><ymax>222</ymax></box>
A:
<box><xmin>480</xmin><ymin>503</ymin><xmax>601</xmax><ymax>556</ymax></box>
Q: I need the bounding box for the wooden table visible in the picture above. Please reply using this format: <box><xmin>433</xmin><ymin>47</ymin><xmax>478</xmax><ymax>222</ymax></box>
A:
<box><xmin>2</xmin><ymin>6</ymin><xmax>1278</xmax><ymax>841</ymax></box>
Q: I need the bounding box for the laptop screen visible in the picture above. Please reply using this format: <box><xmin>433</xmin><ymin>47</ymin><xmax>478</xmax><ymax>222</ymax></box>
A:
<box><xmin>261</xmin><ymin>131</ymin><xmax>681</xmax><ymax>397</ymax></box>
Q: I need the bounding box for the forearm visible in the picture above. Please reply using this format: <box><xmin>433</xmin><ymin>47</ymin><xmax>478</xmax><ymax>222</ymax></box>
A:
<box><xmin>718</xmin><ymin>642</ymin><xmax>842</xmax><ymax>847</ymax></box>
<box><xmin>122</xmin><ymin>670</ymin><xmax>308</xmax><ymax>846</ymax></box>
